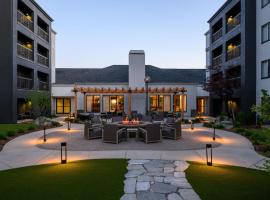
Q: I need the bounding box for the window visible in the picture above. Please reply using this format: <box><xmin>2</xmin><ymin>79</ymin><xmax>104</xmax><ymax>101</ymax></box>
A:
<box><xmin>262</xmin><ymin>0</ymin><xmax>270</xmax><ymax>8</ymax></box>
<box><xmin>261</xmin><ymin>60</ymin><xmax>270</xmax><ymax>79</ymax></box>
<box><xmin>262</xmin><ymin>22</ymin><xmax>270</xmax><ymax>43</ymax></box>
<box><xmin>103</xmin><ymin>96</ymin><xmax>124</xmax><ymax>113</ymax></box>
<box><xmin>197</xmin><ymin>98</ymin><xmax>208</xmax><ymax>114</ymax></box>
<box><xmin>173</xmin><ymin>95</ymin><xmax>187</xmax><ymax>112</ymax></box>
<box><xmin>86</xmin><ymin>96</ymin><xmax>100</xmax><ymax>113</ymax></box>
<box><xmin>56</xmin><ymin>98</ymin><xmax>71</xmax><ymax>114</ymax></box>
<box><xmin>150</xmin><ymin>95</ymin><xmax>171</xmax><ymax>112</ymax></box>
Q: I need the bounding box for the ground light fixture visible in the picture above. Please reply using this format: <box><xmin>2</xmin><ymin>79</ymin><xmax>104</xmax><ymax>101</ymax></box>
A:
<box><xmin>61</xmin><ymin>142</ymin><xmax>67</xmax><ymax>164</ymax></box>
<box><xmin>43</xmin><ymin>127</ymin><xmax>46</xmax><ymax>142</ymax></box>
<box><xmin>206</xmin><ymin>144</ymin><xmax>213</xmax><ymax>166</ymax></box>
<box><xmin>190</xmin><ymin>120</ymin><xmax>194</xmax><ymax>130</ymax></box>
<box><xmin>67</xmin><ymin>120</ymin><xmax>71</xmax><ymax>131</ymax></box>
<box><xmin>213</xmin><ymin>121</ymin><xmax>216</xmax><ymax>141</ymax></box>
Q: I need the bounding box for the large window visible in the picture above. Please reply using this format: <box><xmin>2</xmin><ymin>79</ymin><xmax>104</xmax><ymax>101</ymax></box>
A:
<box><xmin>262</xmin><ymin>22</ymin><xmax>270</xmax><ymax>43</ymax></box>
<box><xmin>86</xmin><ymin>96</ymin><xmax>100</xmax><ymax>113</ymax></box>
<box><xmin>173</xmin><ymin>95</ymin><xmax>187</xmax><ymax>112</ymax></box>
<box><xmin>262</xmin><ymin>0</ymin><xmax>270</xmax><ymax>8</ymax></box>
<box><xmin>103</xmin><ymin>96</ymin><xmax>124</xmax><ymax>113</ymax></box>
<box><xmin>150</xmin><ymin>95</ymin><xmax>171</xmax><ymax>112</ymax></box>
<box><xmin>197</xmin><ymin>98</ymin><xmax>208</xmax><ymax>115</ymax></box>
<box><xmin>262</xmin><ymin>60</ymin><xmax>270</xmax><ymax>79</ymax></box>
<box><xmin>56</xmin><ymin>98</ymin><xmax>71</xmax><ymax>114</ymax></box>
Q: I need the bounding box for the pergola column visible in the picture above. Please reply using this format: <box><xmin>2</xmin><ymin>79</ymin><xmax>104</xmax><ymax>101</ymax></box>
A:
<box><xmin>83</xmin><ymin>92</ymin><xmax>87</xmax><ymax>112</ymax></box>
<box><xmin>72</xmin><ymin>86</ymin><xmax>79</xmax><ymax>118</ymax></box>
<box><xmin>128</xmin><ymin>89</ymin><xmax>132</xmax><ymax>116</ymax></box>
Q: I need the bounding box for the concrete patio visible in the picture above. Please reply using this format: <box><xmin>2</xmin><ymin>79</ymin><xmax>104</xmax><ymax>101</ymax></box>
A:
<box><xmin>0</xmin><ymin>123</ymin><xmax>268</xmax><ymax>171</ymax></box>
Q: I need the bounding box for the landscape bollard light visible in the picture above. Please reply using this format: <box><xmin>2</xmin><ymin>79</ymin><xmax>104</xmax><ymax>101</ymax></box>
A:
<box><xmin>61</xmin><ymin>142</ymin><xmax>67</xmax><ymax>164</ymax></box>
<box><xmin>43</xmin><ymin>127</ymin><xmax>46</xmax><ymax>142</ymax></box>
<box><xmin>190</xmin><ymin>120</ymin><xmax>194</xmax><ymax>130</ymax></box>
<box><xmin>67</xmin><ymin>121</ymin><xmax>71</xmax><ymax>131</ymax></box>
<box><xmin>213</xmin><ymin>124</ymin><xmax>216</xmax><ymax>141</ymax></box>
<box><xmin>206</xmin><ymin>144</ymin><xmax>213</xmax><ymax>166</ymax></box>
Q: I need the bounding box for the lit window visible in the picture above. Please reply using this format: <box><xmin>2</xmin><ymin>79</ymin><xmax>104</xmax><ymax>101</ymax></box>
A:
<box><xmin>197</xmin><ymin>98</ymin><xmax>207</xmax><ymax>114</ymax></box>
<box><xmin>86</xmin><ymin>96</ymin><xmax>100</xmax><ymax>113</ymax></box>
<box><xmin>150</xmin><ymin>95</ymin><xmax>171</xmax><ymax>112</ymax></box>
<box><xmin>174</xmin><ymin>95</ymin><xmax>187</xmax><ymax>112</ymax></box>
<box><xmin>103</xmin><ymin>96</ymin><xmax>124</xmax><ymax>113</ymax></box>
<box><xmin>261</xmin><ymin>60</ymin><xmax>270</xmax><ymax>79</ymax></box>
<box><xmin>56</xmin><ymin>98</ymin><xmax>71</xmax><ymax>114</ymax></box>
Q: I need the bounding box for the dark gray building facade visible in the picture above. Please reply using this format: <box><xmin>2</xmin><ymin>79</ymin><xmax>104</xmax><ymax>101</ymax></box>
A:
<box><xmin>208</xmin><ymin>0</ymin><xmax>257</xmax><ymax>116</ymax></box>
<box><xmin>0</xmin><ymin>0</ymin><xmax>53</xmax><ymax>123</ymax></box>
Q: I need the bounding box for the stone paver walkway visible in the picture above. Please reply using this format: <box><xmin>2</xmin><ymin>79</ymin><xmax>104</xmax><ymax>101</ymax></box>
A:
<box><xmin>0</xmin><ymin>123</ymin><xmax>268</xmax><ymax>172</ymax></box>
<box><xmin>121</xmin><ymin>160</ymin><xmax>200</xmax><ymax>200</ymax></box>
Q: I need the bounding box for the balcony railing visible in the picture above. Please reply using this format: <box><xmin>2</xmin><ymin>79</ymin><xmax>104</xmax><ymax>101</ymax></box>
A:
<box><xmin>17</xmin><ymin>76</ymin><xmax>33</xmax><ymax>90</ymax></box>
<box><xmin>17</xmin><ymin>10</ymin><xmax>34</xmax><ymax>31</ymax></box>
<box><xmin>39</xmin><ymin>81</ymin><xmax>49</xmax><ymax>91</ymax></box>
<box><xmin>227</xmin><ymin>45</ymin><xmax>241</xmax><ymax>61</ymax></box>
<box><xmin>37</xmin><ymin>53</ymin><xmax>49</xmax><ymax>67</ymax></box>
<box><xmin>227</xmin><ymin>13</ymin><xmax>241</xmax><ymax>33</ymax></box>
<box><xmin>212</xmin><ymin>55</ymin><xmax>222</xmax><ymax>67</ymax></box>
<box><xmin>38</xmin><ymin>27</ymin><xmax>49</xmax><ymax>42</ymax></box>
<box><xmin>17</xmin><ymin>43</ymin><xmax>33</xmax><ymax>61</ymax></box>
<box><xmin>212</xmin><ymin>28</ymin><xmax>222</xmax><ymax>43</ymax></box>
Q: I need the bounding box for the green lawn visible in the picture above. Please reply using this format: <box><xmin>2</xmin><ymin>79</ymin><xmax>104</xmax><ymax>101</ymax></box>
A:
<box><xmin>0</xmin><ymin>159</ymin><xmax>127</xmax><ymax>200</ymax></box>
<box><xmin>186</xmin><ymin>162</ymin><xmax>270</xmax><ymax>200</ymax></box>
<box><xmin>0</xmin><ymin>124</ymin><xmax>38</xmax><ymax>139</ymax></box>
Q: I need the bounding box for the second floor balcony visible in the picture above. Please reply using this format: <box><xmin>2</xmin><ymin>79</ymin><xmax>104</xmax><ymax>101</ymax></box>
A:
<box><xmin>17</xmin><ymin>10</ymin><xmax>34</xmax><ymax>31</ymax></box>
<box><xmin>38</xmin><ymin>27</ymin><xmax>49</xmax><ymax>42</ymax></box>
<box><xmin>17</xmin><ymin>43</ymin><xmax>33</xmax><ymax>61</ymax></box>
<box><xmin>212</xmin><ymin>28</ymin><xmax>223</xmax><ymax>43</ymax></box>
<box><xmin>39</xmin><ymin>80</ymin><xmax>49</xmax><ymax>91</ymax></box>
<box><xmin>227</xmin><ymin>45</ymin><xmax>241</xmax><ymax>61</ymax></box>
<box><xmin>17</xmin><ymin>76</ymin><xmax>33</xmax><ymax>90</ymax></box>
<box><xmin>212</xmin><ymin>54</ymin><xmax>222</xmax><ymax>68</ymax></box>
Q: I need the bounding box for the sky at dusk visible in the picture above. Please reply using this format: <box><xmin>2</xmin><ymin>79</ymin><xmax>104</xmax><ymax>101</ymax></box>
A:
<box><xmin>36</xmin><ymin>0</ymin><xmax>225</xmax><ymax>69</ymax></box>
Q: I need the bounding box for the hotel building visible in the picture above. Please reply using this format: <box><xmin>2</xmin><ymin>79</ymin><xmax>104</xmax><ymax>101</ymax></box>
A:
<box><xmin>51</xmin><ymin>51</ymin><xmax>209</xmax><ymax>117</ymax></box>
<box><xmin>0</xmin><ymin>0</ymin><xmax>53</xmax><ymax>123</ymax></box>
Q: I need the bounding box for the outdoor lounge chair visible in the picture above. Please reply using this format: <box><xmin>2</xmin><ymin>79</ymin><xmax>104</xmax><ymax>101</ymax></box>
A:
<box><xmin>161</xmin><ymin>120</ymin><xmax>182</xmax><ymax>140</ymax></box>
<box><xmin>138</xmin><ymin>123</ymin><xmax>162</xmax><ymax>144</ymax></box>
<box><xmin>84</xmin><ymin>122</ymin><xmax>102</xmax><ymax>140</ymax></box>
<box><xmin>102</xmin><ymin>124</ymin><xmax>127</xmax><ymax>144</ymax></box>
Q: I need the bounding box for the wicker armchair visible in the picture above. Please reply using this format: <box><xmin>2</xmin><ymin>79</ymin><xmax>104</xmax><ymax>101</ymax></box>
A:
<box><xmin>102</xmin><ymin>124</ymin><xmax>127</xmax><ymax>144</ymax></box>
<box><xmin>138</xmin><ymin>123</ymin><xmax>162</xmax><ymax>144</ymax></box>
<box><xmin>161</xmin><ymin>120</ymin><xmax>181</xmax><ymax>140</ymax></box>
<box><xmin>84</xmin><ymin>122</ymin><xmax>102</xmax><ymax>140</ymax></box>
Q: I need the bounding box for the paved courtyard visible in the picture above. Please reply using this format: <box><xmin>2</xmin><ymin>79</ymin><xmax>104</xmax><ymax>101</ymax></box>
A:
<box><xmin>0</xmin><ymin>123</ymin><xmax>268</xmax><ymax>171</ymax></box>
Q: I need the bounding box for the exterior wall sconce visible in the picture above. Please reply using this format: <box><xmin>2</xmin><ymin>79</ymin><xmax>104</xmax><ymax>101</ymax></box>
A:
<box><xmin>206</xmin><ymin>144</ymin><xmax>213</xmax><ymax>166</ymax></box>
<box><xmin>43</xmin><ymin>127</ymin><xmax>47</xmax><ymax>142</ymax></box>
<box><xmin>61</xmin><ymin>142</ymin><xmax>67</xmax><ymax>164</ymax></box>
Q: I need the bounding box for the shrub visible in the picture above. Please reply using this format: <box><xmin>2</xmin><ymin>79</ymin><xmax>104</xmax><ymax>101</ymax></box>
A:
<box><xmin>203</xmin><ymin>122</ymin><xmax>213</xmax><ymax>128</ymax></box>
<box><xmin>215</xmin><ymin>124</ymin><xmax>225</xmax><ymax>129</ymax></box>
<box><xmin>0</xmin><ymin>132</ymin><xmax>7</xmax><ymax>140</ymax></box>
<box><xmin>27</xmin><ymin>125</ymin><xmax>37</xmax><ymax>131</ymax></box>
<box><xmin>235</xmin><ymin>128</ymin><xmax>245</xmax><ymax>133</ymax></box>
<box><xmin>7</xmin><ymin>130</ymin><xmax>16</xmax><ymax>137</ymax></box>
<box><xmin>17</xmin><ymin>128</ymin><xmax>25</xmax><ymax>133</ymax></box>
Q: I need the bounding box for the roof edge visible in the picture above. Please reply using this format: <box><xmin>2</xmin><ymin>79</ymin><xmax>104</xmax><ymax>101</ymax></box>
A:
<box><xmin>208</xmin><ymin>0</ymin><xmax>233</xmax><ymax>23</ymax></box>
<box><xmin>30</xmin><ymin>0</ymin><xmax>53</xmax><ymax>21</ymax></box>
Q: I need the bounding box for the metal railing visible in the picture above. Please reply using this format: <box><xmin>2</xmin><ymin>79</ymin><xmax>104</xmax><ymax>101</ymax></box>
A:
<box><xmin>212</xmin><ymin>54</ymin><xmax>222</xmax><ymax>67</ymax></box>
<box><xmin>17</xmin><ymin>10</ymin><xmax>34</xmax><ymax>31</ymax></box>
<box><xmin>212</xmin><ymin>28</ymin><xmax>222</xmax><ymax>43</ymax></box>
<box><xmin>39</xmin><ymin>81</ymin><xmax>49</xmax><ymax>91</ymax></box>
<box><xmin>17</xmin><ymin>76</ymin><xmax>33</xmax><ymax>90</ymax></box>
<box><xmin>38</xmin><ymin>27</ymin><xmax>49</xmax><ymax>42</ymax></box>
<box><xmin>227</xmin><ymin>45</ymin><xmax>241</xmax><ymax>61</ymax></box>
<box><xmin>37</xmin><ymin>53</ymin><xmax>49</xmax><ymax>67</ymax></box>
<box><xmin>227</xmin><ymin>13</ymin><xmax>241</xmax><ymax>33</ymax></box>
<box><xmin>17</xmin><ymin>43</ymin><xmax>33</xmax><ymax>61</ymax></box>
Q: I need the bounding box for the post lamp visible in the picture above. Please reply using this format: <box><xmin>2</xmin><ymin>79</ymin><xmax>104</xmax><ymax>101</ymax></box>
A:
<box><xmin>206</xmin><ymin>144</ymin><xmax>213</xmax><ymax>166</ymax></box>
<box><xmin>61</xmin><ymin>142</ymin><xmax>67</xmax><ymax>164</ymax></box>
<box><xmin>43</xmin><ymin>126</ymin><xmax>47</xmax><ymax>142</ymax></box>
<box><xmin>144</xmin><ymin>76</ymin><xmax>151</xmax><ymax>116</ymax></box>
<box><xmin>179</xmin><ymin>88</ymin><xmax>187</xmax><ymax>121</ymax></box>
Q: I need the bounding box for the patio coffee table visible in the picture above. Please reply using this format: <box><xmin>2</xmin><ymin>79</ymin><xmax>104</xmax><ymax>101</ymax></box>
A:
<box><xmin>116</xmin><ymin>122</ymin><xmax>151</xmax><ymax>141</ymax></box>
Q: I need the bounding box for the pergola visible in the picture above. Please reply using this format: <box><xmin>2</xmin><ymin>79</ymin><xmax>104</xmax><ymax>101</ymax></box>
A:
<box><xmin>72</xmin><ymin>86</ymin><xmax>187</xmax><ymax>117</ymax></box>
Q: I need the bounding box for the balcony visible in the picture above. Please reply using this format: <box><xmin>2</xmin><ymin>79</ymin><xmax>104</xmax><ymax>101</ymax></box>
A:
<box><xmin>39</xmin><ymin>81</ymin><xmax>49</xmax><ymax>91</ymax></box>
<box><xmin>17</xmin><ymin>10</ymin><xmax>34</xmax><ymax>31</ymax></box>
<box><xmin>38</xmin><ymin>27</ymin><xmax>49</xmax><ymax>42</ymax></box>
<box><xmin>17</xmin><ymin>43</ymin><xmax>33</xmax><ymax>61</ymax></box>
<box><xmin>17</xmin><ymin>76</ymin><xmax>33</xmax><ymax>90</ymax></box>
<box><xmin>37</xmin><ymin>53</ymin><xmax>49</xmax><ymax>67</ymax></box>
<box><xmin>227</xmin><ymin>45</ymin><xmax>241</xmax><ymax>61</ymax></box>
<box><xmin>212</xmin><ymin>28</ymin><xmax>222</xmax><ymax>43</ymax></box>
<box><xmin>212</xmin><ymin>55</ymin><xmax>222</xmax><ymax>68</ymax></box>
<box><xmin>226</xmin><ymin>13</ymin><xmax>241</xmax><ymax>33</ymax></box>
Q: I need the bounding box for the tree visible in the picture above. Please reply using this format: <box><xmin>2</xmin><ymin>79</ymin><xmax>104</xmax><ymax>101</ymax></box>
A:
<box><xmin>251</xmin><ymin>90</ymin><xmax>270</xmax><ymax>124</ymax></box>
<box><xmin>27</xmin><ymin>91</ymin><xmax>50</xmax><ymax>119</ymax></box>
<box><xmin>204</xmin><ymin>71</ymin><xmax>234</xmax><ymax>115</ymax></box>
